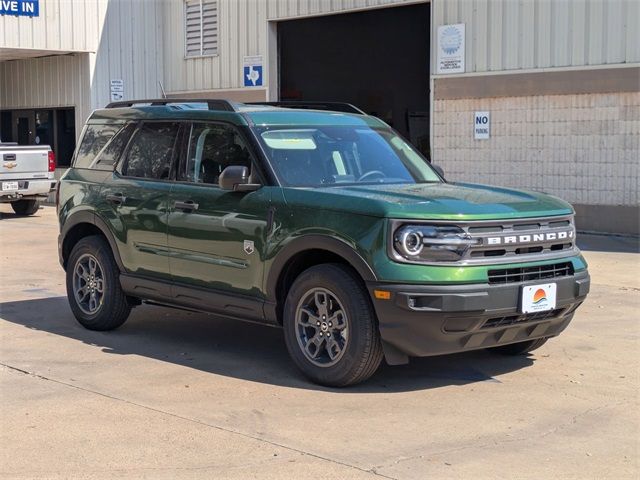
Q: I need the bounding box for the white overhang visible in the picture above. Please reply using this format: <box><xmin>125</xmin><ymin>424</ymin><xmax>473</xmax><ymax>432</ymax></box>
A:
<box><xmin>0</xmin><ymin>47</ymin><xmax>91</xmax><ymax>61</ymax></box>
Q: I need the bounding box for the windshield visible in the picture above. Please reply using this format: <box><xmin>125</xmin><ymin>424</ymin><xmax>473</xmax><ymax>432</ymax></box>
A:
<box><xmin>253</xmin><ymin>125</ymin><xmax>442</xmax><ymax>187</ymax></box>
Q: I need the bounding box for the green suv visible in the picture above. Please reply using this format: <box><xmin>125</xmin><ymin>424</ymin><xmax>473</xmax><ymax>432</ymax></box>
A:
<box><xmin>58</xmin><ymin>99</ymin><xmax>590</xmax><ymax>386</ymax></box>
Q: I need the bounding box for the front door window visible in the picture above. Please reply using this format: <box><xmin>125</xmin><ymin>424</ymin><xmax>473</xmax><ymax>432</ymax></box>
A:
<box><xmin>183</xmin><ymin>123</ymin><xmax>252</xmax><ymax>184</ymax></box>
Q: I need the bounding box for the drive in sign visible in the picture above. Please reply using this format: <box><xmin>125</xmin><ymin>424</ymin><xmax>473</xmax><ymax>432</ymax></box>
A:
<box><xmin>0</xmin><ymin>0</ymin><xmax>39</xmax><ymax>17</ymax></box>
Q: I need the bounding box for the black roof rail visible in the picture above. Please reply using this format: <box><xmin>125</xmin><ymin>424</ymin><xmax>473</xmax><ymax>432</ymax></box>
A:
<box><xmin>246</xmin><ymin>101</ymin><xmax>366</xmax><ymax>115</ymax></box>
<box><xmin>105</xmin><ymin>98</ymin><xmax>237</xmax><ymax>112</ymax></box>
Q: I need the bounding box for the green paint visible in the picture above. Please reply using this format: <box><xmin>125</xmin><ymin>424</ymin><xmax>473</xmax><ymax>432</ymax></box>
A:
<box><xmin>59</xmin><ymin>103</ymin><xmax>587</xmax><ymax>307</ymax></box>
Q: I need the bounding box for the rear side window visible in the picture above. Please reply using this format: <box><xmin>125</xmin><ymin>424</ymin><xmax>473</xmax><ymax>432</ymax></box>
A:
<box><xmin>121</xmin><ymin>123</ymin><xmax>180</xmax><ymax>180</ymax></box>
<box><xmin>86</xmin><ymin>123</ymin><xmax>136</xmax><ymax>171</ymax></box>
<box><xmin>74</xmin><ymin>124</ymin><xmax>122</xmax><ymax>168</ymax></box>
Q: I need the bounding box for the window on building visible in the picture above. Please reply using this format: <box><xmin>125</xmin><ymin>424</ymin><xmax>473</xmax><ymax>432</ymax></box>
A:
<box><xmin>121</xmin><ymin>123</ymin><xmax>180</xmax><ymax>180</ymax></box>
<box><xmin>185</xmin><ymin>0</ymin><xmax>218</xmax><ymax>58</ymax></box>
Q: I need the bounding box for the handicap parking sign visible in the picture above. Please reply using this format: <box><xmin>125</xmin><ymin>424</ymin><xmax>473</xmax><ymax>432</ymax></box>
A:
<box><xmin>243</xmin><ymin>56</ymin><xmax>263</xmax><ymax>87</ymax></box>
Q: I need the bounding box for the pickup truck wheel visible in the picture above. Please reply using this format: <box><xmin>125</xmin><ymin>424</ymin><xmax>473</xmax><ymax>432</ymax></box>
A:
<box><xmin>283</xmin><ymin>264</ymin><xmax>383</xmax><ymax>387</ymax></box>
<box><xmin>66</xmin><ymin>235</ymin><xmax>131</xmax><ymax>331</ymax></box>
<box><xmin>488</xmin><ymin>338</ymin><xmax>548</xmax><ymax>356</ymax></box>
<box><xmin>11</xmin><ymin>199</ymin><xmax>39</xmax><ymax>216</ymax></box>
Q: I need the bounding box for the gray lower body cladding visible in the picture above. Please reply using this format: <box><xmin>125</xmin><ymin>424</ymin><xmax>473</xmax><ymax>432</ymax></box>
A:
<box><xmin>368</xmin><ymin>270</ymin><xmax>590</xmax><ymax>363</ymax></box>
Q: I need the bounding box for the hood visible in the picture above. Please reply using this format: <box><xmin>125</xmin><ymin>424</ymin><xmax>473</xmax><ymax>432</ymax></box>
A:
<box><xmin>282</xmin><ymin>182</ymin><xmax>574</xmax><ymax>220</ymax></box>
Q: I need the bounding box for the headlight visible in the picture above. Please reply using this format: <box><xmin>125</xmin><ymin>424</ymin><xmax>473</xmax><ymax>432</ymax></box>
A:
<box><xmin>392</xmin><ymin>224</ymin><xmax>479</xmax><ymax>263</ymax></box>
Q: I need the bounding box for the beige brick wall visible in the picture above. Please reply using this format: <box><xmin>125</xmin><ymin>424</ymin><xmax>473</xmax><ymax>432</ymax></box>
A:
<box><xmin>432</xmin><ymin>92</ymin><xmax>640</xmax><ymax>208</ymax></box>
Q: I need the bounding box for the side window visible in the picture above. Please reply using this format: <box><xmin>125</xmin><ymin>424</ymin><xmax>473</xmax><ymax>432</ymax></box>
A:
<box><xmin>73</xmin><ymin>124</ymin><xmax>122</xmax><ymax>168</ymax></box>
<box><xmin>183</xmin><ymin>123</ymin><xmax>251</xmax><ymax>185</ymax></box>
<box><xmin>121</xmin><ymin>122</ymin><xmax>180</xmax><ymax>180</ymax></box>
<box><xmin>87</xmin><ymin>123</ymin><xmax>136</xmax><ymax>171</ymax></box>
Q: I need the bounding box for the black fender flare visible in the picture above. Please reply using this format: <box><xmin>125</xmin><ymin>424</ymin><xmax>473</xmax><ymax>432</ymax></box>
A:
<box><xmin>265</xmin><ymin>234</ymin><xmax>377</xmax><ymax>304</ymax></box>
<box><xmin>60</xmin><ymin>210</ymin><xmax>126</xmax><ymax>272</ymax></box>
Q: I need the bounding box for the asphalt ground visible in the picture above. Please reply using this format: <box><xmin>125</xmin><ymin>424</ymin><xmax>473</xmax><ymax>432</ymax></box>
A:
<box><xmin>1</xmin><ymin>204</ymin><xmax>638</xmax><ymax>479</ymax></box>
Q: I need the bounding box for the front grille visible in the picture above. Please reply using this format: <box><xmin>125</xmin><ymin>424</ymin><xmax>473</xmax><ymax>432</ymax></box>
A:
<box><xmin>390</xmin><ymin>215</ymin><xmax>579</xmax><ymax>267</ymax></box>
<box><xmin>465</xmin><ymin>215</ymin><xmax>576</xmax><ymax>262</ymax></box>
<box><xmin>488</xmin><ymin>262</ymin><xmax>574</xmax><ymax>285</ymax></box>
<box><xmin>482</xmin><ymin>308</ymin><xmax>565</xmax><ymax>329</ymax></box>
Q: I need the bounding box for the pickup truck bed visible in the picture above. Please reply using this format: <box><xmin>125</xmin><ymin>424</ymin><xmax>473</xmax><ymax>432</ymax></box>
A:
<box><xmin>1</xmin><ymin>144</ymin><xmax>57</xmax><ymax>215</ymax></box>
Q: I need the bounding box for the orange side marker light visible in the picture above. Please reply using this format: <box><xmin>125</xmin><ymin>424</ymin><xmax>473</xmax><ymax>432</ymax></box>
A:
<box><xmin>374</xmin><ymin>290</ymin><xmax>391</xmax><ymax>300</ymax></box>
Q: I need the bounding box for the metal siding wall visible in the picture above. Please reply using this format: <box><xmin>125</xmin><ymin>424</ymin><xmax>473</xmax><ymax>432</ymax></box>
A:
<box><xmin>266</xmin><ymin>0</ymin><xmax>417</xmax><ymax>19</ymax></box>
<box><xmin>0</xmin><ymin>54</ymin><xmax>91</xmax><ymax>136</ymax></box>
<box><xmin>89</xmin><ymin>0</ymin><xmax>164</xmax><ymax>110</ymax></box>
<box><xmin>0</xmin><ymin>0</ymin><xmax>101</xmax><ymax>52</ymax></box>
<box><xmin>432</xmin><ymin>0</ymin><xmax>639</xmax><ymax>75</ymax></box>
<box><xmin>164</xmin><ymin>0</ymin><xmax>269</xmax><ymax>94</ymax></box>
<box><xmin>163</xmin><ymin>0</ymin><xmax>422</xmax><ymax>94</ymax></box>
<box><xmin>626</xmin><ymin>0</ymin><xmax>640</xmax><ymax>63</ymax></box>
<box><xmin>1</xmin><ymin>0</ymin><xmax>164</xmax><ymax>132</ymax></box>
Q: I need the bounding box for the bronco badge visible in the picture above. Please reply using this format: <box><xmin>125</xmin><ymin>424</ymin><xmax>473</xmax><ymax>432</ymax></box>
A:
<box><xmin>243</xmin><ymin>240</ymin><xmax>255</xmax><ymax>255</ymax></box>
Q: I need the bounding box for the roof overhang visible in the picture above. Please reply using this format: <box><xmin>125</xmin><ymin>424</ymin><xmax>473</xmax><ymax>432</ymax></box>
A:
<box><xmin>0</xmin><ymin>47</ymin><xmax>91</xmax><ymax>61</ymax></box>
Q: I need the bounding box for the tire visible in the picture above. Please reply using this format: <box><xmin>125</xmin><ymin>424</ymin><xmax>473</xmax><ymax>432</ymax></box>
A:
<box><xmin>11</xmin><ymin>199</ymin><xmax>39</xmax><ymax>216</ymax></box>
<box><xmin>66</xmin><ymin>235</ymin><xmax>131</xmax><ymax>331</ymax></box>
<box><xmin>487</xmin><ymin>338</ymin><xmax>548</xmax><ymax>356</ymax></box>
<box><xmin>283</xmin><ymin>264</ymin><xmax>384</xmax><ymax>387</ymax></box>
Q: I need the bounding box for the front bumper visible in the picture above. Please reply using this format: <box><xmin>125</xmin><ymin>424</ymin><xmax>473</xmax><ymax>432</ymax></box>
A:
<box><xmin>368</xmin><ymin>269</ymin><xmax>590</xmax><ymax>363</ymax></box>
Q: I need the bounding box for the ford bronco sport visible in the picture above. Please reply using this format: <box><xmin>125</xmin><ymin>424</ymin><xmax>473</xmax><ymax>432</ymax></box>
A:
<box><xmin>58</xmin><ymin>99</ymin><xmax>590</xmax><ymax>387</ymax></box>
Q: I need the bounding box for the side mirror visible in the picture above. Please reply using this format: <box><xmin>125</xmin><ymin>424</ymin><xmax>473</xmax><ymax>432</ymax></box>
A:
<box><xmin>432</xmin><ymin>164</ymin><xmax>445</xmax><ymax>179</ymax></box>
<box><xmin>219</xmin><ymin>165</ymin><xmax>261</xmax><ymax>192</ymax></box>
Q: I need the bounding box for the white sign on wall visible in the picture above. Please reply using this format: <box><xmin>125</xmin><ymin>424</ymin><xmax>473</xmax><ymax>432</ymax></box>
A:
<box><xmin>474</xmin><ymin>111</ymin><xmax>490</xmax><ymax>140</ymax></box>
<box><xmin>110</xmin><ymin>79</ymin><xmax>124</xmax><ymax>102</ymax></box>
<box><xmin>436</xmin><ymin>23</ymin><xmax>465</xmax><ymax>74</ymax></box>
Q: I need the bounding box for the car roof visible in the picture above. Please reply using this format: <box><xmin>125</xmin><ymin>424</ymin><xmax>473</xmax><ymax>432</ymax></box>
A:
<box><xmin>87</xmin><ymin>100</ymin><xmax>388</xmax><ymax>129</ymax></box>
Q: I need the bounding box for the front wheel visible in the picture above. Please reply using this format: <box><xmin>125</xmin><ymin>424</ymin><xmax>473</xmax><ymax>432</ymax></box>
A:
<box><xmin>66</xmin><ymin>235</ymin><xmax>131</xmax><ymax>331</ymax></box>
<box><xmin>11</xmin><ymin>199</ymin><xmax>39</xmax><ymax>215</ymax></box>
<box><xmin>283</xmin><ymin>264</ymin><xmax>383</xmax><ymax>387</ymax></box>
<box><xmin>487</xmin><ymin>338</ymin><xmax>548</xmax><ymax>356</ymax></box>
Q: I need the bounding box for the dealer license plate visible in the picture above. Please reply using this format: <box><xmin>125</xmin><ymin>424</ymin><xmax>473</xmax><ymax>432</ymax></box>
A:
<box><xmin>521</xmin><ymin>283</ymin><xmax>557</xmax><ymax>313</ymax></box>
<box><xmin>2</xmin><ymin>181</ymin><xmax>19</xmax><ymax>192</ymax></box>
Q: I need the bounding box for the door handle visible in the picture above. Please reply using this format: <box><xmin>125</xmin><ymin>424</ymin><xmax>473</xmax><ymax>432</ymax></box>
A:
<box><xmin>106</xmin><ymin>193</ymin><xmax>127</xmax><ymax>205</ymax></box>
<box><xmin>174</xmin><ymin>200</ymin><xmax>199</xmax><ymax>212</ymax></box>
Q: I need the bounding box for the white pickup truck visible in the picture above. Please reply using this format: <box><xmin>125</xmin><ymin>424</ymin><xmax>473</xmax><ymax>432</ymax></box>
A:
<box><xmin>0</xmin><ymin>143</ymin><xmax>57</xmax><ymax>215</ymax></box>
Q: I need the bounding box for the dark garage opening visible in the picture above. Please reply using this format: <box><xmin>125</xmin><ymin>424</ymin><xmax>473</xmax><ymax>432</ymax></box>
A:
<box><xmin>278</xmin><ymin>3</ymin><xmax>431</xmax><ymax>156</ymax></box>
<box><xmin>0</xmin><ymin>108</ymin><xmax>76</xmax><ymax>167</ymax></box>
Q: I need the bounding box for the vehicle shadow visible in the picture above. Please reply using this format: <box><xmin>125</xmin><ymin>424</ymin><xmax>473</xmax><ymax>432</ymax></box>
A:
<box><xmin>0</xmin><ymin>209</ymin><xmax>45</xmax><ymax>220</ymax></box>
<box><xmin>576</xmin><ymin>234</ymin><xmax>639</xmax><ymax>254</ymax></box>
<box><xmin>0</xmin><ymin>296</ymin><xmax>536</xmax><ymax>393</ymax></box>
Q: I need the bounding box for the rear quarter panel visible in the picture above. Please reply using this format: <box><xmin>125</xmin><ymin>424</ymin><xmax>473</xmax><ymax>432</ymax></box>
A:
<box><xmin>58</xmin><ymin>168</ymin><xmax>112</xmax><ymax>229</ymax></box>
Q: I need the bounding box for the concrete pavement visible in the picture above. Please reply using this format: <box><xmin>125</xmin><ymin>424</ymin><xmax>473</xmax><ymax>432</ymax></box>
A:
<box><xmin>1</xmin><ymin>204</ymin><xmax>638</xmax><ymax>479</ymax></box>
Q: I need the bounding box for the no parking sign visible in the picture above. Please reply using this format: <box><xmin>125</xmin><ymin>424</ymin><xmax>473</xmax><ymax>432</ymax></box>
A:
<box><xmin>474</xmin><ymin>111</ymin><xmax>490</xmax><ymax>140</ymax></box>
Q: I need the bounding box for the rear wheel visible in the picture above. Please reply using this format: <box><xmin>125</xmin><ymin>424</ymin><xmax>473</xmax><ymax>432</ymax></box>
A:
<box><xmin>283</xmin><ymin>264</ymin><xmax>383</xmax><ymax>387</ymax></box>
<box><xmin>488</xmin><ymin>338</ymin><xmax>548</xmax><ymax>356</ymax></box>
<box><xmin>66</xmin><ymin>235</ymin><xmax>131</xmax><ymax>331</ymax></box>
<box><xmin>11</xmin><ymin>199</ymin><xmax>39</xmax><ymax>216</ymax></box>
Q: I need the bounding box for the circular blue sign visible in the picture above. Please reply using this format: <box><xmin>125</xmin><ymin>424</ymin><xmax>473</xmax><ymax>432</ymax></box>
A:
<box><xmin>441</xmin><ymin>26</ymin><xmax>462</xmax><ymax>55</ymax></box>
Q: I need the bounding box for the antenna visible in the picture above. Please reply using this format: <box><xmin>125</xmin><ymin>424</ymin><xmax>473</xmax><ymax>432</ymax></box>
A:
<box><xmin>158</xmin><ymin>81</ymin><xmax>167</xmax><ymax>99</ymax></box>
